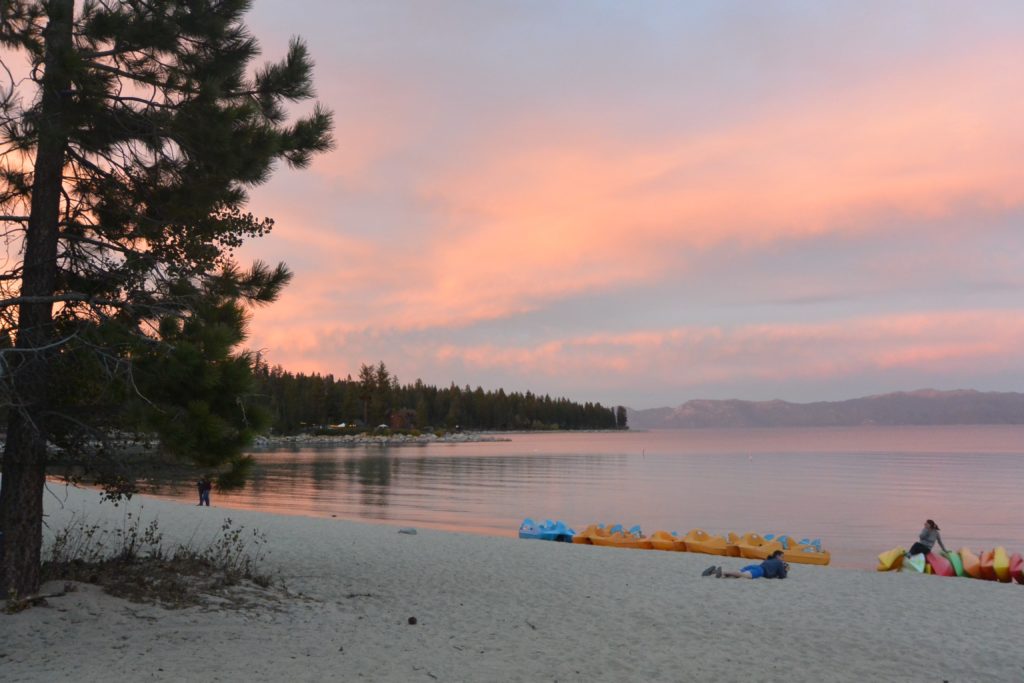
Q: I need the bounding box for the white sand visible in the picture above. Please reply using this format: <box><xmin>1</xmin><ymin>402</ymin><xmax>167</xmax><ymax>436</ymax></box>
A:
<box><xmin>2</xmin><ymin>484</ymin><xmax>1022</xmax><ymax>682</ymax></box>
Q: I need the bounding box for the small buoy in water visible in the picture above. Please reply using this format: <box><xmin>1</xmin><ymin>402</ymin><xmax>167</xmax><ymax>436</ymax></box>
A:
<box><xmin>408</xmin><ymin>616</ymin><xmax>417</xmax><ymax>625</ymax></box>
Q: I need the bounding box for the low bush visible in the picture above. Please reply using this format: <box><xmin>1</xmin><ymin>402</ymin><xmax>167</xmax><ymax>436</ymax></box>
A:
<box><xmin>28</xmin><ymin>508</ymin><xmax>276</xmax><ymax>609</ymax></box>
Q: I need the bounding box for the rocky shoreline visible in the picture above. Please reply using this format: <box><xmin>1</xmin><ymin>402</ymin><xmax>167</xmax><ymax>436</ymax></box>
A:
<box><xmin>252</xmin><ymin>431</ymin><xmax>511</xmax><ymax>448</ymax></box>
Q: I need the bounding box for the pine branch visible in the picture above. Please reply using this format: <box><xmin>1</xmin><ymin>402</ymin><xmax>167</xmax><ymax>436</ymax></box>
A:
<box><xmin>84</xmin><ymin>59</ymin><xmax>199</xmax><ymax>96</ymax></box>
<box><xmin>0</xmin><ymin>293</ymin><xmax>124</xmax><ymax>308</ymax></box>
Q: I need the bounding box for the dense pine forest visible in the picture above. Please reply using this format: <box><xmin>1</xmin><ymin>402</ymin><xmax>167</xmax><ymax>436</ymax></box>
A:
<box><xmin>253</xmin><ymin>361</ymin><xmax>627</xmax><ymax>433</ymax></box>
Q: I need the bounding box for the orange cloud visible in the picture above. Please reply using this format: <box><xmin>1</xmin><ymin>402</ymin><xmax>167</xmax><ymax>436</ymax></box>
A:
<box><xmin>254</xmin><ymin>45</ymin><xmax>1024</xmax><ymax>334</ymax></box>
<box><xmin>238</xmin><ymin>40</ymin><xmax>1024</xmax><ymax>403</ymax></box>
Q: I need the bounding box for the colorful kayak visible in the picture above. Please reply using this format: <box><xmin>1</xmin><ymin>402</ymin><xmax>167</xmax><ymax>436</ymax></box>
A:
<box><xmin>878</xmin><ymin>545</ymin><xmax>1024</xmax><ymax>581</ymax></box>
<box><xmin>959</xmin><ymin>548</ymin><xmax>982</xmax><ymax>579</ymax></box>
<box><xmin>946</xmin><ymin>550</ymin><xmax>965</xmax><ymax>577</ymax></box>
<box><xmin>993</xmin><ymin>546</ymin><xmax>1010</xmax><ymax>582</ymax></box>
<box><xmin>682</xmin><ymin>529</ymin><xmax>730</xmax><ymax>556</ymax></box>
<box><xmin>877</xmin><ymin>547</ymin><xmax>906</xmax><ymax>572</ymax></box>
<box><xmin>980</xmin><ymin>550</ymin><xmax>997</xmax><ymax>581</ymax></box>
<box><xmin>903</xmin><ymin>553</ymin><xmax>927</xmax><ymax>573</ymax></box>
<box><xmin>1010</xmin><ymin>553</ymin><xmax>1023</xmax><ymax>585</ymax></box>
<box><xmin>925</xmin><ymin>551</ymin><xmax>955</xmax><ymax>577</ymax></box>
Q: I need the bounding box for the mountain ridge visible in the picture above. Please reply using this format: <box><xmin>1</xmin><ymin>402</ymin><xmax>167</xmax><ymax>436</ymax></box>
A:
<box><xmin>627</xmin><ymin>389</ymin><xmax>1024</xmax><ymax>429</ymax></box>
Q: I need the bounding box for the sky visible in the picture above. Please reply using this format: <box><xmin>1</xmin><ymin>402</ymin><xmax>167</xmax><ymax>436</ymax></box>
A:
<box><xmin>233</xmin><ymin>1</ymin><xmax>1024</xmax><ymax>410</ymax></box>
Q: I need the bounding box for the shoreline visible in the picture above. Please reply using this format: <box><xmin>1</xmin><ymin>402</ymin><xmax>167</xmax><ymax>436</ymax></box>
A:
<box><xmin>3</xmin><ymin>484</ymin><xmax>1022</xmax><ymax>681</ymax></box>
<box><xmin>253</xmin><ymin>431</ymin><xmax>511</xmax><ymax>448</ymax></box>
<box><xmin>251</xmin><ymin>428</ymin><xmax>631</xmax><ymax>448</ymax></box>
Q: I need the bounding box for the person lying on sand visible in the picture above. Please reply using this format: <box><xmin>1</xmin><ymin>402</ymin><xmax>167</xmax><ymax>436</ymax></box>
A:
<box><xmin>701</xmin><ymin>550</ymin><xmax>789</xmax><ymax>579</ymax></box>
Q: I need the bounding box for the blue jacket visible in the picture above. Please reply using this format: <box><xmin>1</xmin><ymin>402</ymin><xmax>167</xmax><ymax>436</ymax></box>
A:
<box><xmin>761</xmin><ymin>557</ymin><xmax>788</xmax><ymax>579</ymax></box>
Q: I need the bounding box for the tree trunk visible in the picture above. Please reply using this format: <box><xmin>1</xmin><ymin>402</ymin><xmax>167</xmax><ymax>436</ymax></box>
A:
<box><xmin>0</xmin><ymin>0</ymin><xmax>74</xmax><ymax>598</ymax></box>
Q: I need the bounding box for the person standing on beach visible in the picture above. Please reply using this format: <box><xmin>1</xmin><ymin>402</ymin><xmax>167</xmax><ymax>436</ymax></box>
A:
<box><xmin>197</xmin><ymin>476</ymin><xmax>212</xmax><ymax>506</ymax></box>
<box><xmin>703</xmin><ymin>550</ymin><xmax>789</xmax><ymax>579</ymax></box>
<box><xmin>908</xmin><ymin>519</ymin><xmax>947</xmax><ymax>556</ymax></box>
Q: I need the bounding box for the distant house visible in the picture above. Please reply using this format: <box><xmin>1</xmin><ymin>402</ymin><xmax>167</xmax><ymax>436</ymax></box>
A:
<box><xmin>388</xmin><ymin>408</ymin><xmax>418</xmax><ymax>430</ymax></box>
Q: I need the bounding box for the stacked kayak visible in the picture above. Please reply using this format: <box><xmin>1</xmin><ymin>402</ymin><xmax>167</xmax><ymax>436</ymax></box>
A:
<box><xmin>877</xmin><ymin>545</ymin><xmax>1024</xmax><ymax>584</ymax></box>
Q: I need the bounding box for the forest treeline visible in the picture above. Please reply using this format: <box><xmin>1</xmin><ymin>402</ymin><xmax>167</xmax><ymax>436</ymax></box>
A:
<box><xmin>253</xmin><ymin>361</ymin><xmax>628</xmax><ymax>433</ymax></box>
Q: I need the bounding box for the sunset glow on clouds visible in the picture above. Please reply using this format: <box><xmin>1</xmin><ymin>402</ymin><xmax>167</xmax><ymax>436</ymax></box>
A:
<box><xmin>237</xmin><ymin>2</ymin><xmax>1024</xmax><ymax>408</ymax></box>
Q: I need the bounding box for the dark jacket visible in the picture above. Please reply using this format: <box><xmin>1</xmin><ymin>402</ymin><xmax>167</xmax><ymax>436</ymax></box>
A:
<box><xmin>761</xmin><ymin>557</ymin><xmax>788</xmax><ymax>579</ymax></box>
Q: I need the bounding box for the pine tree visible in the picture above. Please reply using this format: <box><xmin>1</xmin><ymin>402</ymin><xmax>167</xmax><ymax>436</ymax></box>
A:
<box><xmin>0</xmin><ymin>0</ymin><xmax>333</xmax><ymax>597</ymax></box>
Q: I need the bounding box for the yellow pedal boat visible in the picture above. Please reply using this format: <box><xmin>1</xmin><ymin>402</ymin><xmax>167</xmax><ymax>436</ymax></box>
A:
<box><xmin>572</xmin><ymin>524</ymin><xmax>607</xmax><ymax>545</ymax></box>
<box><xmin>650</xmin><ymin>530</ymin><xmax>686</xmax><ymax>551</ymax></box>
<box><xmin>732</xmin><ymin>532</ymin><xmax>784</xmax><ymax>560</ymax></box>
<box><xmin>591</xmin><ymin>530</ymin><xmax>654</xmax><ymax>550</ymax></box>
<box><xmin>783</xmin><ymin>541</ymin><xmax>831</xmax><ymax>565</ymax></box>
<box><xmin>724</xmin><ymin>532</ymin><xmax>742</xmax><ymax>557</ymax></box>
<box><xmin>682</xmin><ymin>529</ymin><xmax>730</xmax><ymax>556</ymax></box>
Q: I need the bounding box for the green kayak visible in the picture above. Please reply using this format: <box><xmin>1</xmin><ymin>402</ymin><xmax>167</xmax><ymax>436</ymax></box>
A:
<box><xmin>946</xmin><ymin>550</ymin><xmax>965</xmax><ymax>577</ymax></box>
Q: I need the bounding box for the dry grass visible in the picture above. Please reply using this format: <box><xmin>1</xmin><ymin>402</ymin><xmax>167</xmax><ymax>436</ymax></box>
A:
<box><xmin>6</xmin><ymin>510</ymin><xmax>286</xmax><ymax>612</ymax></box>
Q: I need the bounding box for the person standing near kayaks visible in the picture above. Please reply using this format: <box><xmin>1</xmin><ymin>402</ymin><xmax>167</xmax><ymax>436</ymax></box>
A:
<box><xmin>909</xmin><ymin>519</ymin><xmax>948</xmax><ymax>556</ymax></box>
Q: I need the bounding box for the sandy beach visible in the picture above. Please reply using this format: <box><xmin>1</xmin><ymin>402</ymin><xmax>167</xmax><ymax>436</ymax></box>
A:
<box><xmin>2</xmin><ymin>484</ymin><xmax>1022</xmax><ymax>682</ymax></box>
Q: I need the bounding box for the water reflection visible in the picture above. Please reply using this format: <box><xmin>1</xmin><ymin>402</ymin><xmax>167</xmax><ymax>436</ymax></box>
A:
<box><xmin>143</xmin><ymin>426</ymin><xmax>1024</xmax><ymax>568</ymax></box>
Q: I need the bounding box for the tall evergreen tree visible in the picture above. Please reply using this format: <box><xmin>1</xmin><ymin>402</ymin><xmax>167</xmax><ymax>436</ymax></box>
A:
<box><xmin>0</xmin><ymin>0</ymin><xmax>332</xmax><ymax>597</ymax></box>
<box><xmin>616</xmin><ymin>406</ymin><xmax>628</xmax><ymax>430</ymax></box>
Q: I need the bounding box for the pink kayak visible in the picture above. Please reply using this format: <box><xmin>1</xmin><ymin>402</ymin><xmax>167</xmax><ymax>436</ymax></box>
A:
<box><xmin>925</xmin><ymin>551</ymin><xmax>955</xmax><ymax>577</ymax></box>
<box><xmin>1009</xmin><ymin>553</ymin><xmax>1023</xmax><ymax>585</ymax></box>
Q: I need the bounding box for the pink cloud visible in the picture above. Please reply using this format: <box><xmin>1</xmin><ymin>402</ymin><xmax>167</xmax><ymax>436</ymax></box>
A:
<box><xmin>235</xmin><ymin>39</ymin><xmax>1024</xmax><ymax>402</ymax></box>
<box><xmin>429</xmin><ymin>311</ymin><xmax>1024</xmax><ymax>388</ymax></box>
<box><xmin>263</xmin><ymin>45</ymin><xmax>1024</xmax><ymax>334</ymax></box>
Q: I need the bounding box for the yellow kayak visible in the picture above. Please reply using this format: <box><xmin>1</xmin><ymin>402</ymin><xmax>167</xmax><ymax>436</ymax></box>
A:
<box><xmin>877</xmin><ymin>546</ymin><xmax>906</xmax><ymax>571</ymax></box>
<box><xmin>994</xmin><ymin>546</ymin><xmax>1011</xmax><ymax>582</ymax></box>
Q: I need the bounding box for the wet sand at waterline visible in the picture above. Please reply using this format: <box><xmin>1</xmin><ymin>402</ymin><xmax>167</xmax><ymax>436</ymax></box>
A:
<box><xmin>2</xmin><ymin>483</ymin><xmax>1021</xmax><ymax>681</ymax></box>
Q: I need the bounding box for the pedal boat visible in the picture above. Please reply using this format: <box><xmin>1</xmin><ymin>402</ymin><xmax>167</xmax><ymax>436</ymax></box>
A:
<box><xmin>682</xmin><ymin>529</ymin><xmax>730</xmax><ymax>556</ymax></box>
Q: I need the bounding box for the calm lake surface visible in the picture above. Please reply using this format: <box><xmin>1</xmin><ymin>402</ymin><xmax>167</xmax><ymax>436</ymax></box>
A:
<box><xmin>147</xmin><ymin>426</ymin><xmax>1024</xmax><ymax>569</ymax></box>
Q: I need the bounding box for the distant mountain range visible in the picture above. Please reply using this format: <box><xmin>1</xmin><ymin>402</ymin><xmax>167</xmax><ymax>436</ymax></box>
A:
<box><xmin>627</xmin><ymin>390</ymin><xmax>1024</xmax><ymax>429</ymax></box>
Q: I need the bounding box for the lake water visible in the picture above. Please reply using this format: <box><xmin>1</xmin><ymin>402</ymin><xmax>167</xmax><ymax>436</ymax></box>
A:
<box><xmin>145</xmin><ymin>426</ymin><xmax>1024</xmax><ymax>569</ymax></box>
